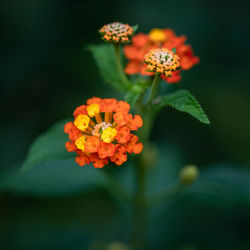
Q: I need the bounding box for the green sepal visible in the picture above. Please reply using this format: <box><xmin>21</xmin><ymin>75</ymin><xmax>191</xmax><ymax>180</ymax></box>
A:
<box><xmin>171</xmin><ymin>47</ymin><xmax>176</xmax><ymax>54</ymax></box>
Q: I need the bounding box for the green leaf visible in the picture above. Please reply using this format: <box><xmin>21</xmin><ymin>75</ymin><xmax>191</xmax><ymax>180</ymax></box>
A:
<box><xmin>156</xmin><ymin>89</ymin><xmax>210</xmax><ymax>124</ymax></box>
<box><xmin>125</xmin><ymin>92</ymin><xmax>140</xmax><ymax>109</ymax></box>
<box><xmin>171</xmin><ymin>47</ymin><xmax>176</xmax><ymax>54</ymax></box>
<box><xmin>0</xmin><ymin>159</ymin><xmax>105</xmax><ymax>196</ymax></box>
<box><xmin>132</xmin><ymin>24</ymin><xmax>139</xmax><ymax>34</ymax></box>
<box><xmin>125</xmin><ymin>83</ymin><xmax>143</xmax><ymax>108</ymax></box>
<box><xmin>22</xmin><ymin>119</ymin><xmax>72</xmax><ymax>171</ymax></box>
<box><xmin>87</xmin><ymin>44</ymin><xmax>126</xmax><ymax>91</ymax></box>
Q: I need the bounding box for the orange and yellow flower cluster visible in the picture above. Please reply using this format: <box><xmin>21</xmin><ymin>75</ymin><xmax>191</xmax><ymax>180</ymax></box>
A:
<box><xmin>99</xmin><ymin>22</ymin><xmax>134</xmax><ymax>44</ymax></box>
<box><xmin>124</xmin><ymin>28</ymin><xmax>199</xmax><ymax>83</ymax></box>
<box><xmin>64</xmin><ymin>98</ymin><xmax>143</xmax><ymax>168</ymax></box>
<box><xmin>144</xmin><ymin>48</ymin><xmax>181</xmax><ymax>77</ymax></box>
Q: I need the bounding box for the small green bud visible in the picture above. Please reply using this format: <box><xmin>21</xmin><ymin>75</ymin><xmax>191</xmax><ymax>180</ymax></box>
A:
<box><xmin>179</xmin><ymin>164</ymin><xmax>199</xmax><ymax>185</ymax></box>
<box><xmin>106</xmin><ymin>242</ymin><xmax>130</xmax><ymax>250</ymax></box>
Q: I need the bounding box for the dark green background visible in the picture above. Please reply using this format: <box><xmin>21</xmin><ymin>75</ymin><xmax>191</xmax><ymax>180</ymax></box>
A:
<box><xmin>1</xmin><ymin>0</ymin><xmax>250</xmax><ymax>249</ymax></box>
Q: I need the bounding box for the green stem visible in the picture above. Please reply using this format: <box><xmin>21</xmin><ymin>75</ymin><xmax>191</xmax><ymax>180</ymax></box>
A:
<box><xmin>103</xmin><ymin>171</ymin><xmax>131</xmax><ymax>204</ymax></box>
<box><xmin>114</xmin><ymin>43</ymin><xmax>129</xmax><ymax>88</ymax></box>
<box><xmin>147</xmin><ymin>182</ymin><xmax>185</xmax><ymax>208</ymax></box>
<box><xmin>131</xmin><ymin>73</ymin><xmax>162</xmax><ymax>249</ymax></box>
<box><xmin>147</xmin><ymin>73</ymin><xmax>161</xmax><ymax>105</ymax></box>
<box><xmin>132</xmin><ymin>156</ymin><xmax>147</xmax><ymax>250</ymax></box>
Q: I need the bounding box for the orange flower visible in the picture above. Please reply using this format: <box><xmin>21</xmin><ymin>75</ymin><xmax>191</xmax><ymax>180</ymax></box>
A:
<box><xmin>85</xmin><ymin>136</ymin><xmax>99</xmax><ymax>153</ymax></box>
<box><xmin>177</xmin><ymin>45</ymin><xmax>200</xmax><ymax>70</ymax></box>
<box><xmin>73</xmin><ymin>105</ymin><xmax>87</xmax><ymax>118</ymax></box>
<box><xmin>110</xmin><ymin>145</ymin><xmax>127</xmax><ymax>165</ymax></box>
<box><xmin>161</xmin><ymin>70</ymin><xmax>181</xmax><ymax>84</ymax></box>
<box><xmin>127</xmin><ymin>114</ymin><xmax>143</xmax><ymax>131</ymax></box>
<box><xmin>115</xmin><ymin>126</ymin><xmax>130</xmax><ymax>143</ymax></box>
<box><xmin>64</xmin><ymin>97</ymin><xmax>143</xmax><ymax>168</ymax></box>
<box><xmin>98</xmin><ymin>141</ymin><xmax>116</xmax><ymax>159</ymax></box>
<box><xmin>132</xmin><ymin>33</ymin><xmax>149</xmax><ymax>48</ymax></box>
<box><xmin>124</xmin><ymin>46</ymin><xmax>139</xmax><ymax>60</ymax></box>
<box><xmin>65</xmin><ymin>141</ymin><xmax>77</xmax><ymax>152</ymax></box>
<box><xmin>87</xmin><ymin>97</ymin><xmax>102</xmax><ymax>105</ymax></box>
<box><xmin>64</xmin><ymin>122</ymin><xmax>82</xmax><ymax>141</ymax></box>
<box><xmin>75</xmin><ymin>151</ymin><xmax>90</xmax><ymax>166</ymax></box>
<box><xmin>89</xmin><ymin>153</ymin><xmax>108</xmax><ymax>168</ymax></box>
<box><xmin>99</xmin><ymin>22</ymin><xmax>134</xmax><ymax>44</ymax></box>
<box><xmin>123</xmin><ymin>28</ymin><xmax>199</xmax><ymax>83</ymax></box>
<box><xmin>124</xmin><ymin>61</ymin><xmax>141</xmax><ymax>75</ymax></box>
<box><xmin>125</xmin><ymin>135</ymin><xmax>143</xmax><ymax>154</ymax></box>
<box><xmin>113</xmin><ymin>111</ymin><xmax>130</xmax><ymax>127</ymax></box>
<box><xmin>116</xmin><ymin>100</ymin><xmax>130</xmax><ymax>112</ymax></box>
<box><xmin>100</xmin><ymin>98</ymin><xmax>118</xmax><ymax>112</ymax></box>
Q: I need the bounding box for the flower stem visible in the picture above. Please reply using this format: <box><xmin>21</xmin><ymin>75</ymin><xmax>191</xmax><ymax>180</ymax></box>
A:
<box><xmin>147</xmin><ymin>182</ymin><xmax>185</xmax><ymax>208</ymax></box>
<box><xmin>102</xmin><ymin>171</ymin><xmax>131</xmax><ymax>204</ymax></box>
<box><xmin>131</xmin><ymin>73</ymin><xmax>162</xmax><ymax>249</ymax></box>
<box><xmin>132</xmin><ymin>155</ymin><xmax>147</xmax><ymax>250</ymax></box>
<box><xmin>114</xmin><ymin>43</ymin><xmax>129</xmax><ymax>88</ymax></box>
<box><xmin>147</xmin><ymin>73</ymin><xmax>161</xmax><ymax>105</ymax></box>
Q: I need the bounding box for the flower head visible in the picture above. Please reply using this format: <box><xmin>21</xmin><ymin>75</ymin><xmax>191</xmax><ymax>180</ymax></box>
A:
<box><xmin>144</xmin><ymin>48</ymin><xmax>181</xmax><ymax>77</ymax></box>
<box><xmin>124</xmin><ymin>28</ymin><xmax>199</xmax><ymax>83</ymax></box>
<box><xmin>64</xmin><ymin>98</ymin><xmax>143</xmax><ymax>168</ymax></box>
<box><xmin>99</xmin><ymin>22</ymin><xmax>134</xmax><ymax>44</ymax></box>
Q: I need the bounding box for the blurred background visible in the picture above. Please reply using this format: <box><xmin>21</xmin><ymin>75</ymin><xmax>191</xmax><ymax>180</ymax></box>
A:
<box><xmin>1</xmin><ymin>0</ymin><xmax>250</xmax><ymax>249</ymax></box>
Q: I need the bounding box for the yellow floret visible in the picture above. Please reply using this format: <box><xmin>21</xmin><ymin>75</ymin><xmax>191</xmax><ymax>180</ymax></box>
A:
<box><xmin>149</xmin><ymin>28</ymin><xmax>166</xmax><ymax>43</ymax></box>
<box><xmin>87</xmin><ymin>103</ymin><xmax>100</xmax><ymax>117</ymax></box>
<box><xmin>147</xmin><ymin>65</ymin><xmax>155</xmax><ymax>71</ymax></box>
<box><xmin>156</xmin><ymin>67</ymin><xmax>164</xmax><ymax>73</ymax></box>
<box><xmin>101</xmin><ymin>127</ymin><xmax>117</xmax><ymax>143</ymax></box>
<box><xmin>75</xmin><ymin>136</ymin><xmax>86</xmax><ymax>151</ymax></box>
<box><xmin>74</xmin><ymin>115</ymin><xmax>90</xmax><ymax>131</ymax></box>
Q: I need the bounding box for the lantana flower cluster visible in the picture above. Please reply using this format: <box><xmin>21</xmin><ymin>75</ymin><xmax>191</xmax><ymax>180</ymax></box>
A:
<box><xmin>99</xmin><ymin>22</ymin><xmax>134</xmax><ymax>44</ymax></box>
<box><xmin>64</xmin><ymin>98</ymin><xmax>143</xmax><ymax>168</ymax></box>
<box><xmin>144</xmin><ymin>48</ymin><xmax>181</xmax><ymax>77</ymax></box>
<box><xmin>124</xmin><ymin>28</ymin><xmax>199</xmax><ymax>83</ymax></box>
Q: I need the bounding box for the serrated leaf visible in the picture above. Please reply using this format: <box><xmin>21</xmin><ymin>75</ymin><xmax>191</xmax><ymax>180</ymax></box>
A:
<box><xmin>156</xmin><ymin>89</ymin><xmax>210</xmax><ymax>124</ymax></box>
<box><xmin>171</xmin><ymin>47</ymin><xmax>176</xmax><ymax>54</ymax></box>
<box><xmin>87</xmin><ymin>44</ymin><xmax>126</xmax><ymax>91</ymax></box>
<box><xmin>132</xmin><ymin>24</ymin><xmax>139</xmax><ymax>34</ymax></box>
<box><xmin>22</xmin><ymin>119</ymin><xmax>72</xmax><ymax>171</ymax></box>
<box><xmin>0</xmin><ymin>159</ymin><xmax>105</xmax><ymax>196</ymax></box>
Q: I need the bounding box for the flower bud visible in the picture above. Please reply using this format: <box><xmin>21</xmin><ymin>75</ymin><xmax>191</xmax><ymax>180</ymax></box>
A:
<box><xmin>106</xmin><ymin>242</ymin><xmax>130</xmax><ymax>250</ymax></box>
<box><xmin>179</xmin><ymin>164</ymin><xmax>199</xmax><ymax>185</ymax></box>
<box><xmin>144</xmin><ymin>48</ymin><xmax>181</xmax><ymax>77</ymax></box>
<box><xmin>99</xmin><ymin>22</ymin><xmax>134</xmax><ymax>44</ymax></box>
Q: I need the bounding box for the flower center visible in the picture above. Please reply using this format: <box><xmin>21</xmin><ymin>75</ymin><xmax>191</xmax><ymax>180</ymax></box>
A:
<box><xmin>104</xmin><ymin>22</ymin><xmax>128</xmax><ymax>34</ymax></box>
<box><xmin>92</xmin><ymin>122</ymin><xmax>112</xmax><ymax>137</ymax></box>
<box><xmin>151</xmin><ymin>49</ymin><xmax>174</xmax><ymax>66</ymax></box>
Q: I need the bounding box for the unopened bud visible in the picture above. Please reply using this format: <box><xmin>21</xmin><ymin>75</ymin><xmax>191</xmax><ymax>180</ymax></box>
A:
<box><xmin>179</xmin><ymin>164</ymin><xmax>199</xmax><ymax>185</ymax></box>
<box><xmin>106</xmin><ymin>242</ymin><xmax>130</xmax><ymax>250</ymax></box>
